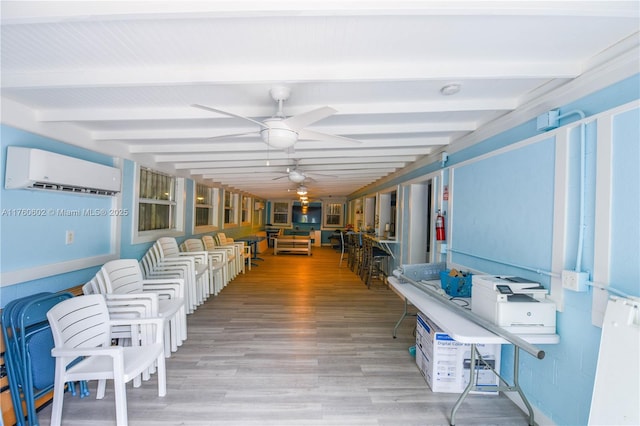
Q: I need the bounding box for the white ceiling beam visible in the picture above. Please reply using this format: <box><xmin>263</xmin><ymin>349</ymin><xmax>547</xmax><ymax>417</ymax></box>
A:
<box><xmin>208</xmin><ymin>179</ymin><xmax>379</xmax><ymax>187</ymax></box>
<box><xmin>95</xmin><ymin>125</ymin><xmax>461</xmax><ymax>141</ymax></box>
<box><xmin>156</xmin><ymin>147</ymin><xmax>431</xmax><ymax>162</ymax></box>
<box><xmin>205</xmin><ymin>180</ymin><xmax>390</xmax><ymax>188</ymax></box>
<box><xmin>36</xmin><ymin>99</ymin><xmax>517</xmax><ymax>121</ymax></box>
<box><xmin>3</xmin><ymin>1</ymin><xmax>635</xmax><ymax>25</ymax></box>
<box><xmin>127</xmin><ymin>137</ymin><xmax>450</xmax><ymax>153</ymax></box>
<box><xmin>177</xmin><ymin>156</ymin><xmax>416</xmax><ymax>169</ymax></box>
<box><xmin>190</xmin><ymin>163</ymin><xmax>408</xmax><ymax>174</ymax></box>
<box><xmin>2</xmin><ymin>61</ymin><xmax>580</xmax><ymax>89</ymax></box>
<box><xmin>199</xmin><ymin>169</ymin><xmax>397</xmax><ymax>178</ymax></box>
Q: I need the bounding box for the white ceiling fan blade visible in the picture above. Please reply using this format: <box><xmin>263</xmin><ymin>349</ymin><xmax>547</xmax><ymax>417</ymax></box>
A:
<box><xmin>282</xmin><ymin>106</ymin><xmax>336</xmax><ymax>132</ymax></box>
<box><xmin>192</xmin><ymin>104</ymin><xmax>266</xmax><ymax>128</ymax></box>
<box><xmin>298</xmin><ymin>129</ymin><xmax>363</xmax><ymax>144</ymax></box>
<box><xmin>272</xmin><ymin>175</ymin><xmax>289</xmax><ymax>181</ymax></box>
<box><xmin>306</xmin><ymin>171</ymin><xmax>338</xmax><ymax>179</ymax></box>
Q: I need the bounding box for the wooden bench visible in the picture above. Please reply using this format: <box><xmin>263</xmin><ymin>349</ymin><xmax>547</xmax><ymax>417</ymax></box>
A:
<box><xmin>273</xmin><ymin>236</ymin><xmax>312</xmax><ymax>255</ymax></box>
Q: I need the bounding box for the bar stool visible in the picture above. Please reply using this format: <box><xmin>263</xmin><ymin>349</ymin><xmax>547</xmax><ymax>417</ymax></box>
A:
<box><xmin>360</xmin><ymin>235</ymin><xmax>390</xmax><ymax>288</ymax></box>
<box><xmin>367</xmin><ymin>246</ymin><xmax>390</xmax><ymax>288</ymax></box>
<box><xmin>347</xmin><ymin>233</ymin><xmax>359</xmax><ymax>272</ymax></box>
<box><xmin>359</xmin><ymin>236</ymin><xmax>373</xmax><ymax>283</ymax></box>
<box><xmin>353</xmin><ymin>233</ymin><xmax>364</xmax><ymax>275</ymax></box>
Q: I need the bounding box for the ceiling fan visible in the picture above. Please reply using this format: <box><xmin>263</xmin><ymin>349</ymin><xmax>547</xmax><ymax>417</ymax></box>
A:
<box><xmin>272</xmin><ymin>159</ymin><xmax>335</xmax><ymax>183</ymax></box>
<box><xmin>286</xmin><ymin>184</ymin><xmax>309</xmax><ymax>194</ymax></box>
<box><xmin>192</xmin><ymin>86</ymin><xmax>362</xmax><ymax>150</ymax></box>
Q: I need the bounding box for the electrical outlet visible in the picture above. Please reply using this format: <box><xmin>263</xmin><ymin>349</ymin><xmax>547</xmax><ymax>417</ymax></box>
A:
<box><xmin>65</xmin><ymin>230</ymin><xmax>74</xmax><ymax>245</ymax></box>
<box><xmin>562</xmin><ymin>270</ymin><xmax>588</xmax><ymax>292</ymax></box>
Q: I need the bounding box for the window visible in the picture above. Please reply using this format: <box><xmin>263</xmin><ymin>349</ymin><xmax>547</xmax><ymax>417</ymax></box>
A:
<box><xmin>323</xmin><ymin>202</ymin><xmax>344</xmax><ymax>228</ymax></box>
<box><xmin>134</xmin><ymin>166</ymin><xmax>184</xmax><ymax>243</ymax></box>
<box><xmin>253</xmin><ymin>200</ymin><xmax>265</xmax><ymax>226</ymax></box>
<box><xmin>138</xmin><ymin>168</ymin><xmax>176</xmax><ymax>231</ymax></box>
<box><xmin>271</xmin><ymin>201</ymin><xmax>291</xmax><ymax>226</ymax></box>
<box><xmin>378</xmin><ymin>188</ymin><xmax>398</xmax><ymax>237</ymax></box>
<box><xmin>194</xmin><ymin>183</ymin><xmax>219</xmax><ymax>232</ymax></box>
<box><xmin>224</xmin><ymin>190</ymin><xmax>238</xmax><ymax>226</ymax></box>
<box><xmin>241</xmin><ymin>195</ymin><xmax>251</xmax><ymax>224</ymax></box>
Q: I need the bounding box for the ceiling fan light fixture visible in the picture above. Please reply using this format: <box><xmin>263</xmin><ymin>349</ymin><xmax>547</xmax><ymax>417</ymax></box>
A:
<box><xmin>289</xmin><ymin>170</ymin><xmax>306</xmax><ymax>183</ymax></box>
<box><xmin>261</xmin><ymin>120</ymin><xmax>298</xmax><ymax>149</ymax></box>
<box><xmin>261</xmin><ymin>127</ymin><xmax>298</xmax><ymax>148</ymax></box>
<box><xmin>297</xmin><ymin>185</ymin><xmax>308</xmax><ymax>195</ymax></box>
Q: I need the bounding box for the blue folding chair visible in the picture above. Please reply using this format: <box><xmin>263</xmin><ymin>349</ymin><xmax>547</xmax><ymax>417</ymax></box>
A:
<box><xmin>2</xmin><ymin>293</ymin><xmax>51</xmax><ymax>425</ymax></box>
<box><xmin>1</xmin><ymin>292</ymin><xmax>86</xmax><ymax>426</ymax></box>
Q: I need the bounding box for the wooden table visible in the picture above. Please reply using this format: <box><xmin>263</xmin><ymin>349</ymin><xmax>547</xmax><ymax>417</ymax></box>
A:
<box><xmin>273</xmin><ymin>236</ymin><xmax>312</xmax><ymax>255</ymax></box>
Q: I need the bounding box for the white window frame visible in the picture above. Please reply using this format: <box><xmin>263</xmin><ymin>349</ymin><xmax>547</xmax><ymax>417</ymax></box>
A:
<box><xmin>193</xmin><ymin>183</ymin><xmax>219</xmax><ymax>234</ymax></box>
<box><xmin>322</xmin><ymin>201</ymin><xmax>345</xmax><ymax>229</ymax></box>
<box><xmin>270</xmin><ymin>200</ymin><xmax>292</xmax><ymax>226</ymax></box>
<box><xmin>241</xmin><ymin>195</ymin><xmax>252</xmax><ymax>225</ymax></box>
<box><xmin>223</xmin><ymin>190</ymin><xmax>239</xmax><ymax>228</ymax></box>
<box><xmin>132</xmin><ymin>166</ymin><xmax>185</xmax><ymax>244</ymax></box>
<box><xmin>253</xmin><ymin>200</ymin><xmax>265</xmax><ymax>226</ymax></box>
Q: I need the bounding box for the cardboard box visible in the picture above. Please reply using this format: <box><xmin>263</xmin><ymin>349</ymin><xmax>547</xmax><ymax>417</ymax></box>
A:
<box><xmin>415</xmin><ymin>311</ymin><xmax>501</xmax><ymax>394</ymax></box>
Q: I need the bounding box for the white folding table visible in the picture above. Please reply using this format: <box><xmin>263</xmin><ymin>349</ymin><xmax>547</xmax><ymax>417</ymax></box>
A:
<box><xmin>388</xmin><ymin>276</ymin><xmax>559</xmax><ymax>426</ymax></box>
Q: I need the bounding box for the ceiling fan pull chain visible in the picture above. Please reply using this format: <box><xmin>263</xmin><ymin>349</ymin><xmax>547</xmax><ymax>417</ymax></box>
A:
<box><xmin>277</xmin><ymin>98</ymin><xmax>285</xmax><ymax>118</ymax></box>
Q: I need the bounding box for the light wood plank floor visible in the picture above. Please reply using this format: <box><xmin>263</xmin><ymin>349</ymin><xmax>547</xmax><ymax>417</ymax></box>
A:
<box><xmin>37</xmin><ymin>247</ymin><xmax>530</xmax><ymax>425</ymax></box>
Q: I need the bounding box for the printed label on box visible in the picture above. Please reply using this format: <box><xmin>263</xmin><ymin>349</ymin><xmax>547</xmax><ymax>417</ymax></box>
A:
<box><xmin>416</xmin><ymin>311</ymin><xmax>501</xmax><ymax>394</ymax></box>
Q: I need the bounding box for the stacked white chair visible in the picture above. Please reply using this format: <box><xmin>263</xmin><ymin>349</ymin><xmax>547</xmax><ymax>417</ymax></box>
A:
<box><xmin>47</xmin><ymin>294</ymin><xmax>167</xmax><ymax>426</ymax></box>
<box><xmin>240</xmin><ymin>240</ymin><xmax>252</xmax><ymax>272</ymax></box>
<box><xmin>157</xmin><ymin>237</ymin><xmax>210</xmax><ymax>307</ymax></box>
<box><xmin>140</xmin><ymin>247</ymin><xmax>192</xmax><ymax>311</ymax></box>
<box><xmin>99</xmin><ymin>259</ymin><xmax>187</xmax><ymax>357</ymax></box>
<box><xmin>216</xmin><ymin>233</ymin><xmax>246</xmax><ymax>275</ymax></box>
<box><xmin>181</xmin><ymin>238</ymin><xmax>227</xmax><ymax>296</ymax></box>
<box><xmin>82</xmin><ymin>276</ymin><xmax>157</xmax><ymax>354</ymax></box>
<box><xmin>143</xmin><ymin>237</ymin><xmax>209</xmax><ymax>312</ymax></box>
<box><xmin>202</xmin><ymin>235</ymin><xmax>238</xmax><ymax>281</ymax></box>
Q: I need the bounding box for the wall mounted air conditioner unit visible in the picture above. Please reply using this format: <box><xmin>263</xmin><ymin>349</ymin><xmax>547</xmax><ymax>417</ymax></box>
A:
<box><xmin>5</xmin><ymin>146</ymin><xmax>121</xmax><ymax>196</ymax></box>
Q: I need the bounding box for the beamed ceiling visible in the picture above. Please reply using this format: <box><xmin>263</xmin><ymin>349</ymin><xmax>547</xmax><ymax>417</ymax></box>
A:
<box><xmin>2</xmin><ymin>1</ymin><xmax>639</xmax><ymax>200</ymax></box>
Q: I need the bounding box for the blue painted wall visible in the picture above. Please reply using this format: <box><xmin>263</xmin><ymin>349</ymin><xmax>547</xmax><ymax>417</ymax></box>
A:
<box><xmin>465</xmin><ymin>77</ymin><xmax>637</xmax><ymax>426</ymax></box>
<box><xmin>353</xmin><ymin>74</ymin><xmax>639</xmax><ymax>425</ymax></box>
<box><xmin>1</xmin><ymin>134</ymin><xmax>260</xmax><ymax>305</ymax></box>
<box><xmin>451</xmin><ymin>138</ymin><xmax>556</xmax><ymax>277</ymax></box>
<box><xmin>1</xmin><ymin>127</ymin><xmax>115</xmax><ymax>302</ymax></box>
<box><xmin>610</xmin><ymin>108</ymin><xmax>640</xmax><ymax>296</ymax></box>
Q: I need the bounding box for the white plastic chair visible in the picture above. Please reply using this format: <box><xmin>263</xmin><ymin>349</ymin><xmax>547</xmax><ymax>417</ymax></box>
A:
<box><xmin>202</xmin><ymin>235</ymin><xmax>238</xmax><ymax>282</ymax></box>
<box><xmin>47</xmin><ymin>294</ymin><xmax>166</xmax><ymax>426</ymax></box>
<box><xmin>181</xmin><ymin>238</ymin><xmax>226</xmax><ymax>296</ymax></box>
<box><xmin>155</xmin><ymin>237</ymin><xmax>210</xmax><ymax>310</ymax></box>
<box><xmin>140</xmin><ymin>238</ymin><xmax>203</xmax><ymax>312</ymax></box>
<box><xmin>100</xmin><ymin>259</ymin><xmax>187</xmax><ymax>356</ymax></box>
<box><xmin>140</xmin><ymin>245</ymin><xmax>203</xmax><ymax>316</ymax></box>
<box><xmin>212</xmin><ymin>234</ymin><xmax>241</xmax><ymax>278</ymax></box>
<box><xmin>242</xmin><ymin>242</ymin><xmax>252</xmax><ymax>272</ymax></box>
<box><xmin>83</xmin><ymin>276</ymin><xmax>157</xmax><ymax>355</ymax></box>
<box><xmin>216</xmin><ymin>233</ymin><xmax>246</xmax><ymax>275</ymax></box>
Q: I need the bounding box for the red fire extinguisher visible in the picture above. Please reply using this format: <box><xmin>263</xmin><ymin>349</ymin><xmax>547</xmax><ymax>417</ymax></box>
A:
<box><xmin>436</xmin><ymin>211</ymin><xmax>446</xmax><ymax>241</ymax></box>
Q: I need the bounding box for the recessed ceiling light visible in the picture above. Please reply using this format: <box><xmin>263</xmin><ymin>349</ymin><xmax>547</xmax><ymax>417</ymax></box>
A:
<box><xmin>440</xmin><ymin>83</ymin><xmax>461</xmax><ymax>96</ymax></box>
